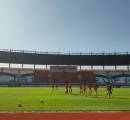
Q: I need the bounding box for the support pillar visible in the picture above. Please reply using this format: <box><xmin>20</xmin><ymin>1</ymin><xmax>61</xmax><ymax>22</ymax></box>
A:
<box><xmin>46</xmin><ymin>64</ymin><xmax>48</xmax><ymax>70</ymax></box>
<box><xmin>91</xmin><ymin>65</ymin><xmax>93</xmax><ymax>70</ymax></box>
<box><xmin>34</xmin><ymin>64</ymin><xmax>36</xmax><ymax>70</ymax></box>
<box><xmin>127</xmin><ymin>65</ymin><xmax>129</xmax><ymax>71</ymax></box>
<box><xmin>103</xmin><ymin>65</ymin><xmax>105</xmax><ymax>71</ymax></box>
<box><xmin>9</xmin><ymin>63</ymin><xmax>11</xmax><ymax>69</ymax></box>
<box><xmin>115</xmin><ymin>65</ymin><xmax>117</xmax><ymax>71</ymax></box>
<box><xmin>80</xmin><ymin>65</ymin><xmax>81</xmax><ymax>71</ymax></box>
<box><xmin>22</xmin><ymin>64</ymin><xmax>23</xmax><ymax>69</ymax></box>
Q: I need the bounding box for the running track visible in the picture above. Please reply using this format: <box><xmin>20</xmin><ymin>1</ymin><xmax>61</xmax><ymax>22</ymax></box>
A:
<box><xmin>0</xmin><ymin>112</ymin><xmax>130</xmax><ymax>120</ymax></box>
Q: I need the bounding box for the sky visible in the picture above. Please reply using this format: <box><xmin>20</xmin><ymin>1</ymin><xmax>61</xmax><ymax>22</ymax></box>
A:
<box><xmin>0</xmin><ymin>0</ymin><xmax>130</xmax><ymax>53</ymax></box>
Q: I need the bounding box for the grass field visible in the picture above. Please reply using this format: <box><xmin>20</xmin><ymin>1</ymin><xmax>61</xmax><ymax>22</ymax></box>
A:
<box><xmin>0</xmin><ymin>87</ymin><xmax>130</xmax><ymax>111</ymax></box>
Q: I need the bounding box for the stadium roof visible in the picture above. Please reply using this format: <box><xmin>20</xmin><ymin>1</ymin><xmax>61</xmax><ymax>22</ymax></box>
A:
<box><xmin>0</xmin><ymin>49</ymin><xmax>130</xmax><ymax>66</ymax></box>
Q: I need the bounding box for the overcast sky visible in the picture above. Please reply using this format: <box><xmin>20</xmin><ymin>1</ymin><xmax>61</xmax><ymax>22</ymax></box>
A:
<box><xmin>0</xmin><ymin>0</ymin><xmax>130</xmax><ymax>53</ymax></box>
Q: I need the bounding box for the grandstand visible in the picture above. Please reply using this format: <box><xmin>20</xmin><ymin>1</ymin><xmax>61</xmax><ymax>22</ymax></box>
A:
<box><xmin>0</xmin><ymin>49</ymin><xmax>130</xmax><ymax>87</ymax></box>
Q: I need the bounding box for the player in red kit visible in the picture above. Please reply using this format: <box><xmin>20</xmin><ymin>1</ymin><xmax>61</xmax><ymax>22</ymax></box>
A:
<box><xmin>68</xmin><ymin>83</ymin><xmax>72</xmax><ymax>94</ymax></box>
<box><xmin>105</xmin><ymin>82</ymin><xmax>113</xmax><ymax>98</ymax></box>
<box><xmin>65</xmin><ymin>81</ymin><xmax>69</xmax><ymax>94</ymax></box>
<box><xmin>92</xmin><ymin>83</ymin><xmax>98</xmax><ymax>97</ymax></box>
<box><xmin>80</xmin><ymin>84</ymin><xmax>84</xmax><ymax>95</ymax></box>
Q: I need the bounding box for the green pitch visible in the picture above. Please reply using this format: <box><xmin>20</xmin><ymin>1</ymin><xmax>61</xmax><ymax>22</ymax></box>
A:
<box><xmin>0</xmin><ymin>87</ymin><xmax>130</xmax><ymax>111</ymax></box>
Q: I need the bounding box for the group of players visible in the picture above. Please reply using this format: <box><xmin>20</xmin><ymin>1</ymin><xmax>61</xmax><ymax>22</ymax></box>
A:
<box><xmin>79</xmin><ymin>84</ymin><xmax>98</xmax><ymax>97</ymax></box>
<box><xmin>51</xmin><ymin>82</ymin><xmax>113</xmax><ymax>98</ymax></box>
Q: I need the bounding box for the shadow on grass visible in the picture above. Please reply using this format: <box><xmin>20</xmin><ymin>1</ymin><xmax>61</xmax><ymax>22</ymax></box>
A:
<box><xmin>116</xmin><ymin>97</ymin><xmax>129</xmax><ymax>99</ymax></box>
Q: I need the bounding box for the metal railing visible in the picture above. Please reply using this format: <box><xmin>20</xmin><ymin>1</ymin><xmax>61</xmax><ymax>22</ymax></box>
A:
<box><xmin>0</xmin><ymin>49</ymin><xmax>129</xmax><ymax>55</ymax></box>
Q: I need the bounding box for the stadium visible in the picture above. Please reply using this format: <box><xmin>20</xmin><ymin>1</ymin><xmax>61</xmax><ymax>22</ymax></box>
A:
<box><xmin>1</xmin><ymin>0</ymin><xmax>130</xmax><ymax>119</ymax></box>
<box><xmin>0</xmin><ymin>49</ymin><xmax>130</xmax><ymax>120</ymax></box>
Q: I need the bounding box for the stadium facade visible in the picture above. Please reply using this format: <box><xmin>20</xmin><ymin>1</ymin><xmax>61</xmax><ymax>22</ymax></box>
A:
<box><xmin>0</xmin><ymin>49</ymin><xmax>130</xmax><ymax>87</ymax></box>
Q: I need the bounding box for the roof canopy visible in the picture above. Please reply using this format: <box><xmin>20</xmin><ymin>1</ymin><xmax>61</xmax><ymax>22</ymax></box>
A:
<box><xmin>0</xmin><ymin>50</ymin><xmax>130</xmax><ymax>65</ymax></box>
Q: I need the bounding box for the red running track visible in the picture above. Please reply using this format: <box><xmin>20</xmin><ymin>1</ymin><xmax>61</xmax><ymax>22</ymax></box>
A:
<box><xmin>0</xmin><ymin>112</ymin><xmax>130</xmax><ymax>120</ymax></box>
